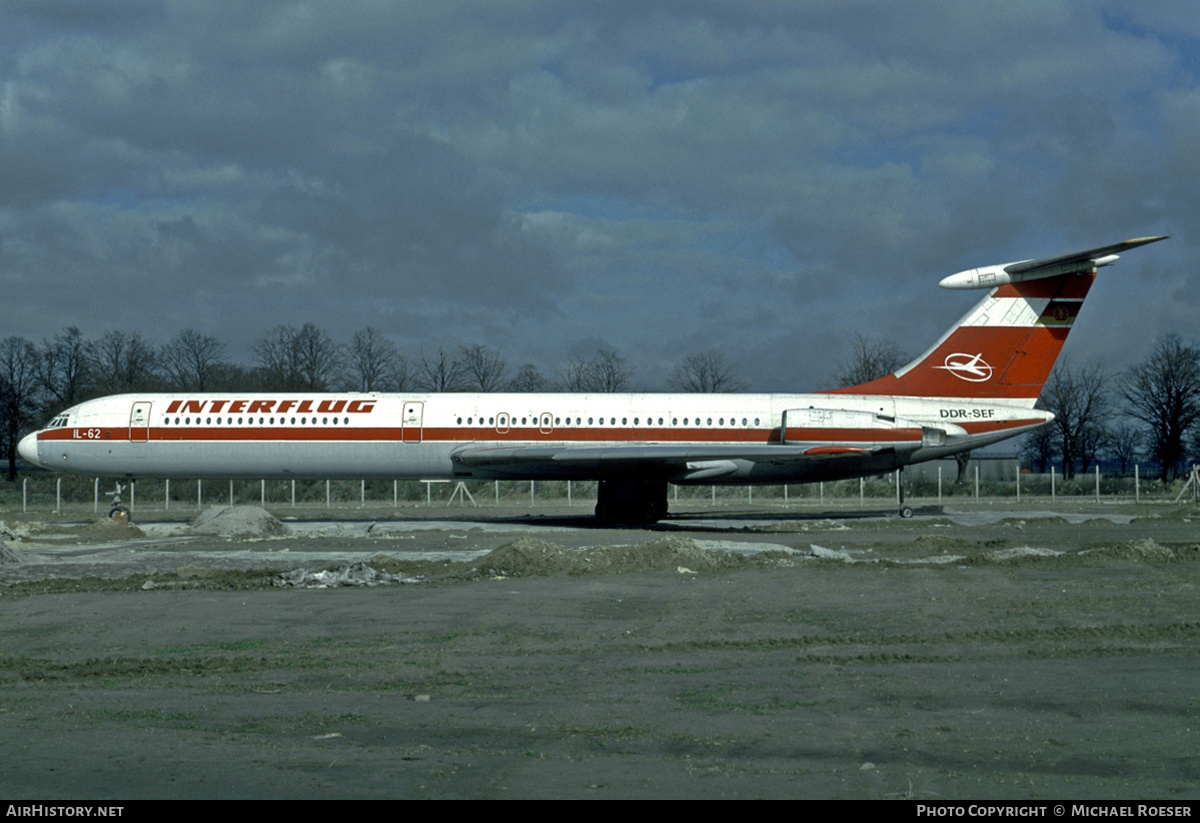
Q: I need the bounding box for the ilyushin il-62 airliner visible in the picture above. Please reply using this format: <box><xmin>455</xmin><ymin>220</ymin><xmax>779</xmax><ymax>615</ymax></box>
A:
<box><xmin>19</xmin><ymin>236</ymin><xmax>1166</xmax><ymax>523</ymax></box>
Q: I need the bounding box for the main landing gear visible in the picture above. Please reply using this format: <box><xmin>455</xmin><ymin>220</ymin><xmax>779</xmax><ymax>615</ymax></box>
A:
<box><xmin>897</xmin><ymin>466</ymin><xmax>913</xmax><ymax>518</ymax></box>
<box><xmin>595</xmin><ymin>480</ymin><xmax>668</xmax><ymax>525</ymax></box>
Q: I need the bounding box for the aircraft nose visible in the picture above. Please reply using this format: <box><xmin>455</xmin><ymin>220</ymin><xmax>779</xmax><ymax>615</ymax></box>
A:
<box><xmin>18</xmin><ymin>432</ymin><xmax>40</xmax><ymax>467</ymax></box>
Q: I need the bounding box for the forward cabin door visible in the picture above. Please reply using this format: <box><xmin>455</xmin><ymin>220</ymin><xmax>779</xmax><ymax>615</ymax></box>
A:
<box><xmin>129</xmin><ymin>401</ymin><xmax>152</xmax><ymax>442</ymax></box>
<box><xmin>401</xmin><ymin>401</ymin><xmax>423</xmax><ymax>443</ymax></box>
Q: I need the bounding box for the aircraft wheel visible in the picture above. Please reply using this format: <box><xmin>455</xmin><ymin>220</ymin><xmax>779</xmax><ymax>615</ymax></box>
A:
<box><xmin>109</xmin><ymin>505</ymin><xmax>130</xmax><ymax>524</ymax></box>
<box><xmin>899</xmin><ymin>506</ymin><xmax>914</xmax><ymax>519</ymax></box>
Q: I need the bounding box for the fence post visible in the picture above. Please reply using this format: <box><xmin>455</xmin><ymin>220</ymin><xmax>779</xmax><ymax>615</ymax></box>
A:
<box><xmin>95</xmin><ymin>477</ymin><xmax>100</xmax><ymax>514</ymax></box>
<box><xmin>23</xmin><ymin>478</ymin><xmax>27</xmax><ymax>513</ymax></box>
<box><xmin>1051</xmin><ymin>466</ymin><xmax>1056</xmax><ymax>499</ymax></box>
<box><xmin>1095</xmin><ymin>465</ymin><xmax>1100</xmax><ymax>503</ymax></box>
<box><xmin>165</xmin><ymin>478</ymin><xmax>170</xmax><ymax>512</ymax></box>
<box><xmin>56</xmin><ymin>477</ymin><xmax>61</xmax><ymax>514</ymax></box>
<box><xmin>860</xmin><ymin>476</ymin><xmax>864</xmax><ymax>505</ymax></box>
<box><xmin>326</xmin><ymin>480</ymin><xmax>331</xmax><ymax>508</ymax></box>
<box><xmin>198</xmin><ymin>479</ymin><xmax>202</xmax><ymax>509</ymax></box>
<box><xmin>360</xmin><ymin>480</ymin><xmax>365</xmax><ymax>508</ymax></box>
<box><xmin>1135</xmin><ymin>464</ymin><xmax>1140</xmax><ymax>503</ymax></box>
<box><xmin>262</xmin><ymin>479</ymin><xmax>266</xmax><ymax>507</ymax></box>
<box><xmin>229</xmin><ymin>479</ymin><xmax>234</xmax><ymax>506</ymax></box>
<box><xmin>1015</xmin><ymin>461</ymin><xmax>1021</xmax><ymax>503</ymax></box>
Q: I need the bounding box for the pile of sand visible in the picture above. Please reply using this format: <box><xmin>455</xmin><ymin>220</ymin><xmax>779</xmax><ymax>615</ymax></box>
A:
<box><xmin>470</xmin><ymin>535</ymin><xmax>749</xmax><ymax>577</ymax></box>
<box><xmin>276</xmin><ymin>562</ymin><xmax>421</xmax><ymax>588</ymax></box>
<box><xmin>1083</xmin><ymin>538</ymin><xmax>1176</xmax><ymax>561</ymax></box>
<box><xmin>190</xmin><ymin>506</ymin><xmax>291</xmax><ymax>538</ymax></box>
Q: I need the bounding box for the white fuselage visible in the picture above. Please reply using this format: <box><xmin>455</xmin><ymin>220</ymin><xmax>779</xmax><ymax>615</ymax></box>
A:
<box><xmin>20</xmin><ymin>391</ymin><xmax>1048</xmax><ymax>484</ymax></box>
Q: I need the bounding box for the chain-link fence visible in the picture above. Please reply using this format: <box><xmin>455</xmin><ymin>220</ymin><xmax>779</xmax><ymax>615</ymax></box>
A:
<box><xmin>3</xmin><ymin>464</ymin><xmax>1197</xmax><ymax>516</ymax></box>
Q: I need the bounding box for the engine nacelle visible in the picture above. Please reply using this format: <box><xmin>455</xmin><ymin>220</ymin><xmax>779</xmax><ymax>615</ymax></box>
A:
<box><xmin>781</xmin><ymin>408</ymin><xmax>961</xmax><ymax>450</ymax></box>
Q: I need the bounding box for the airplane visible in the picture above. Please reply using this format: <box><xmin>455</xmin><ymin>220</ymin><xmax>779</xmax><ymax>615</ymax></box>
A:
<box><xmin>18</xmin><ymin>236</ymin><xmax>1167</xmax><ymax>523</ymax></box>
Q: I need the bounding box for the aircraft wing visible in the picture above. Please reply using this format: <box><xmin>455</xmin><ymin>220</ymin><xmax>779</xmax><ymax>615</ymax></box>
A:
<box><xmin>452</xmin><ymin>442</ymin><xmax>880</xmax><ymax>481</ymax></box>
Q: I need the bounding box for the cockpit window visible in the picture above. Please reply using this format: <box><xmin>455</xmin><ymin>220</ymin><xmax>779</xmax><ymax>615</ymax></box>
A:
<box><xmin>47</xmin><ymin>414</ymin><xmax>70</xmax><ymax>429</ymax></box>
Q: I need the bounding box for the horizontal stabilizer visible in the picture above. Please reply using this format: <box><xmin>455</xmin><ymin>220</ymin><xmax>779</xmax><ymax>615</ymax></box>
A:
<box><xmin>939</xmin><ymin>235</ymin><xmax>1167</xmax><ymax>290</ymax></box>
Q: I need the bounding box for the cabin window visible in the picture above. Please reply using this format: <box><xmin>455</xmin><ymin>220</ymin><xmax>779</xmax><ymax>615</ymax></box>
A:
<box><xmin>457</xmin><ymin>417</ymin><xmax>462</xmax><ymax>425</ymax></box>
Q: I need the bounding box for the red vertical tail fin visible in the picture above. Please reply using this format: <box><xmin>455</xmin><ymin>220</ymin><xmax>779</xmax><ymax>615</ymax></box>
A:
<box><xmin>827</xmin><ymin>273</ymin><xmax>1091</xmax><ymax>405</ymax></box>
<box><xmin>824</xmin><ymin>236</ymin><xmax>1166</xmax><ymax>405</ymax></box>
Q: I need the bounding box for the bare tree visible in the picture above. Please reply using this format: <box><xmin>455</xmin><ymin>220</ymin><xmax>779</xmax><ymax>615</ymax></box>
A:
<box><xmin>89</xmin><ymin>330</ymin><xmax>160</xmax><ymax>395</ymax></box>
<box><xmin>555</xmin><ymin>349</ymin><xmax>634</xmax><ymax>392</ymax></box>
<box><xmin>38</xmin><ymin>326</ymin><xmax>91</xmax><ymax>413</ymax></box>
<box><xmin>556</xmin><ymin>356</ymin><xmax>594</xmax><ymax>392</ymax></box>
<box><xmin>588</xmin><ymin>349</ymin><xmax>633</xmax><ymax>392</ymax></box>
<box><xmin>1107</xmin><ymin>422</ymin><xmax>1142</xmax><ymax>475</ymax></box>
<box><xmin>670</xmin><ymin>350</ymin><xmax>745</xmax><ymax>392</ymax></box>
<box><xmin>1120</xmin><ymin>333</ymin><xmax>1200</xmax><ymax>481</ymax></box>
<box><xmin>255</xmin><ymin>324</ymin><xmax>342</xmax><ymax>391</ymax></box>
<box><xmin>160</xmin><ymin>329</ymin><xmax>227</xmax><ymax>392</ymax></box>
<box><xmin>292</xmin><ymin>324</ymin><xmax>342</xmax><ymax>390</ymax></box>
<box><xmin>0</xmin><ymin>337</ymin><xmax>40</xmax><ymax>480</ymax></box>
<box><xmin>509</xmin><ymin>363</ymin><xmax>548</xmax><ymax>392</ymax></box>
<box><xmin>833</xmin><ymin>333</ymin><xmax>908</xmax><ymax>387</ymax></box>
<box><xmin>1041</xmin><ymin>361</ymin><xmax>1111</xmax><ymax>479</ymax></box>
<box><xmin>457</xmin><ymin>344</ymin><xmax>509</xmax><ymax>392</ymax></box>
<box><xmin>1022</xmin><ymin>421</ymin><xmax>1058</xmax><ymax>474</ymax></box>
<box><xmin>346</xmin><ymin>327</ymin><xmax>409</xmax><ymax>392</ymax></box>
<box><xmin>415</xmin><ymin>346</ymin><xmax>465</xmax><ymax>392</ymax></box>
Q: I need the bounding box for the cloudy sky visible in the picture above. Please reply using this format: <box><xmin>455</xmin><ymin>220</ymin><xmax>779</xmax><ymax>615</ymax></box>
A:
<box><xmin>1</xmin><ymin>1</ymin><xmax>1195</xmax><ymax>392</ymax></box>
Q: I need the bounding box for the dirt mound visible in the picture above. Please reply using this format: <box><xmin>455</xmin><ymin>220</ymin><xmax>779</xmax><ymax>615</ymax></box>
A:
<box><xmin>190</xmin><ymin>506</ymin><xmax>291</xmax><ymax>538</ymax></box>
<box><xmin>469</xmin><ymin>535</ymin><xmax>750</xmax><ymax>577</ymax></box>
<box><xmin>1084</xmin><ymin>538</ymin><xmax>1176</xmax><ymax>561</ymax></box>
<box><xmin>74</xmin><ymin>518</ymin><xmax>146</xmax><ymax>539</ymax></box>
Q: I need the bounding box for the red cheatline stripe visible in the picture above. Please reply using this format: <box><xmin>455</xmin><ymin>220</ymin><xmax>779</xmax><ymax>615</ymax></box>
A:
<box><xmin>39</xmin><ymin>417</ymin><xmax>1043</xmax><ymax>446</ymax></box>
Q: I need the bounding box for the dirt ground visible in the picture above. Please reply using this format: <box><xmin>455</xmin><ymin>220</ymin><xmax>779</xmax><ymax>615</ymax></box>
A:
<box><xmin>2</xmin><ymin>500</ymin><xmax>1199</xmax><ymax>799</ymax></box>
